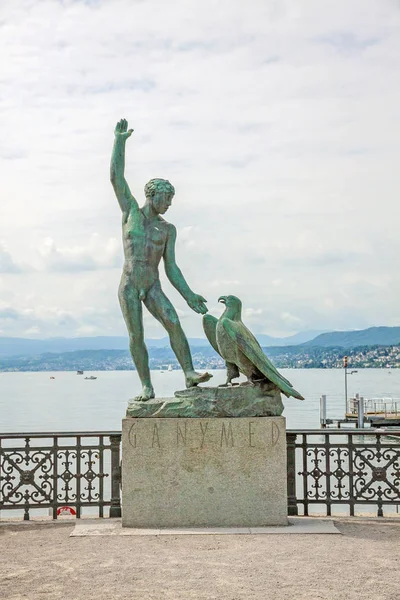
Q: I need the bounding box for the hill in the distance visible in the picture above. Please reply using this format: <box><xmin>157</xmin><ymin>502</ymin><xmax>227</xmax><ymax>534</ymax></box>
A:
<box><xmin>1</xmin><ymin>326</ymin><xmax>400</xmax><ymax>358</ymax></box>
<box><xmin>0</xmin><ymin>330</ymin><xmax>324</xmax><ymax>358</ymax></box>
<box><xmin>303</xmin><ymin>326</ymin><xmax>400</xmax><ymax>348</ymax></box>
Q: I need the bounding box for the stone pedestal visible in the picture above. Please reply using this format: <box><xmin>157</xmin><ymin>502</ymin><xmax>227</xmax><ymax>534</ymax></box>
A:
<box><xmin>122</xmin><ymin>416</ymin><xmax>288</xmax><ymax>528</ymax></box>
<box><xmin>126</xmin><ymin>385</ymin><xmax>284</xmax><ymax>418</ymax></box>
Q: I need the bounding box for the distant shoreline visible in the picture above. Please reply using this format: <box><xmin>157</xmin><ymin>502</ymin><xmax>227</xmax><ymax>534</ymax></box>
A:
<box><xmin>1</xmin><ymin>343</ymin><xmax>399</xmax><ymax>371</ymax></box>
<box><xmin>0</xmin><ymin>365</ymin><xmax>398</xmax><ymax>373</ymax></box>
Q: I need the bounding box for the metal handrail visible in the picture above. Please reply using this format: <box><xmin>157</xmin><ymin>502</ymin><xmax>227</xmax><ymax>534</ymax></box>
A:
<box><xmin>2</xmin><ymin>428</ymin><xmax>399</xmax><ymax>437</ymax></box>
<box><xmin>287</xmin><ymin>428</ymin><xmax>400</xmax><ymax>435</ymax></box>
<box><xmin>0</xmin><ymin>431</ymin><xmax>122</xmax><ymax>438</ymax></box>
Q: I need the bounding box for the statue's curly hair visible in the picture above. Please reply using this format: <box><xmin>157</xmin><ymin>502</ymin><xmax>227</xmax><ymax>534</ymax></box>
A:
<box><xmin>144</xmin><ymin>178</ymin><xmax>175</xmax><ymax>199</ymax></box>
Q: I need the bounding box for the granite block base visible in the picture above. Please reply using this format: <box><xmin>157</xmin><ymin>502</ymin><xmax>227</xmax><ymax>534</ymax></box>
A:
<box><xmin>122</xmin><ymin>415</ymin><xmax>288</xmax><ymax>528</ymax></box>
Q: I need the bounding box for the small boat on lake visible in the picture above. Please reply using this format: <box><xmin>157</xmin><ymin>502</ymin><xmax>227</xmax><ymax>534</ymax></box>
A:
<box><xmin>84</xmin><ymin>376</ymin><xmax>97</xmax><ymax>380</ymax></box>
<box><xmin>77</xmin><ymin>370</ymin><xmax>84</xmax><ymax>375</ymax></box>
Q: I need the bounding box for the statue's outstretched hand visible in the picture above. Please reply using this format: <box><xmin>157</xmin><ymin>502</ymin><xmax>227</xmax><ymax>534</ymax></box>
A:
<box><xmin>114</xmin><ymin>118</ymin><xmax>133</xmax><ymax>141</ymax></box>
<box><xmin>187</xmin><ymin>293</ymin><xmax>208</xmax><ymax>315</ymax></box>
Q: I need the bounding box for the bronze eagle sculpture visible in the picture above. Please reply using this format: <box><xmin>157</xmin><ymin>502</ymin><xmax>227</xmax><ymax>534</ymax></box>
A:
<box><xmin>203</xmin><ymin>295</ymin><xmax>304</xmax><ymax>400</ymax></box>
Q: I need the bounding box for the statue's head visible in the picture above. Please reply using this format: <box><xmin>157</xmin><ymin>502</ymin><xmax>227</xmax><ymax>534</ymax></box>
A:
<box><xmin>218</xmin><ymin>295</ymin><xmax>242</xmax><ymax>319</ymax></box>
<box><xmin>144</xmin><ymin>178</ymin><xmax>175</xmax><ymax>215</ymax></box>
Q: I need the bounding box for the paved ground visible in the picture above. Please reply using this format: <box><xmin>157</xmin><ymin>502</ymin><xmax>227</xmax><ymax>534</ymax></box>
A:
<box><xmin>1</xmin><ymin>517</ymin><xmax>400</xmax><ymax>600</ymax></box>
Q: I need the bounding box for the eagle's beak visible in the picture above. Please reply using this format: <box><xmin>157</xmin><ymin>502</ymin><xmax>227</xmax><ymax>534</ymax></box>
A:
<box><xmin>218</xmin><ymin>296</ymin><xmax>227</xmax><ymax>304</ymax></box>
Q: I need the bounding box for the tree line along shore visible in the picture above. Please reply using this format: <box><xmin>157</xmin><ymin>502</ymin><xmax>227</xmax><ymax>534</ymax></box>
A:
<box><xmin>1</xmin><ymin>344</ymin><xmax>399</xmax><ymax>372</ymax></box>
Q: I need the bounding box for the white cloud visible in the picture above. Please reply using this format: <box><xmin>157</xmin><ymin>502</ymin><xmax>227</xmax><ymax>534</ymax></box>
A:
<box><xmin>244</xmin><ymin>308</ymin><xmax>264</xmax><ymax>319</ymax></box>
<box><xmin>24</xmin><ymin>325</ymin><xmax>41</xmax><ymax>335</ymax></box>
<box><xmin>280</xmin><ymin>312</ymin><xmax>304</xmax><ymax>328</ymax></box>
<box><xmin>0</xmin><ymin>242</ymin><xmax>23</xmax><ymax>273</ymax></box>
<box><xmin>38</xmin><ymin>234</ymin><xmax>121</xmax><ymax>271</ymax></box>
<box><xmin>1</xmin><ymin>0</ymin><xmax>400</xmax><ymax>338</ymax></box>
<box><xmin>178</xmin><ymin>226</ymin><xmax>195</xmax><ymax>242</ymax></box>
<box><xmin>0</xmin><ymin>300</ymin><xmax>120</xmax><ymax>338</ymax></box>
<box><xmin>210</xmin><ymin>280</ymin><xmax>241</xmax><ymax>288</ymax></box>
<box><xmin>75</xmin><ymin>325</ymin><xmax>100</xmax><ymax>336</ymax></box>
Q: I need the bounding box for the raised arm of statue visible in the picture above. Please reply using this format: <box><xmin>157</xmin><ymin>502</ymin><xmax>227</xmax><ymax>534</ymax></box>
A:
<box><xmin>110</xmin><ymin>118</ymin><xmax>138</xmax><ymax>214</ymax></box>
<box><xmin>163</xmin><ymin>224</ymin><xmax>208</xmax><ymax>315</ymax></box>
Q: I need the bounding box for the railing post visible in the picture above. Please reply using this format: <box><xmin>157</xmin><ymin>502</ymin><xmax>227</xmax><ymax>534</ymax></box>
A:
<box><xmin>286</xmin><ymin>433</ymin><xmax>298</xmax><ymax>516</ymax></box>
<box><xmin>320</xmin><ymin>395</ymin><xmax>327</xmax><ymax>428</ymax></box>
<box><xmin>355</xmin><ymin>393</ymin><xmax>359</xmax><ymax>416</ymax></box>
<box><xmin>23</xmin><ymin>437</ymin><xmax>30</xmax><ymax>521</ymax></box>
<box><xmin>109</xmin><ymin>435</ymin><xmax>122</xmax><ymax>518</ymax></box>
<box><xmin>358</xmin><ymin>397</ymin><xmax>365</xmax><ymax>429</ymax></box>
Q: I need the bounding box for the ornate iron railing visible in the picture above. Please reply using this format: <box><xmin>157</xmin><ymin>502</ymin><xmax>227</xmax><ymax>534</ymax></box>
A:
<box><xmin>287</xmin><ymin>429</ymin><xmax>400</xmax><ymax>517</ymax></box>
<box><xmin>0</xmin><ymin>432</ymin><xmax>121</xmax><ymax>520</ymax></box>
<box><xmin>1</xmin><ymin>429</ymin><xmax>399</xmax><ymax>520</ymax></box>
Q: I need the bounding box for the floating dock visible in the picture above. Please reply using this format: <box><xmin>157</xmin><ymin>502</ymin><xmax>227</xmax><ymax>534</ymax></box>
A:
<box><xmin>321</xmin><ymin>394</ymin><xmax>400</xmax><ymax>428</ymax></box>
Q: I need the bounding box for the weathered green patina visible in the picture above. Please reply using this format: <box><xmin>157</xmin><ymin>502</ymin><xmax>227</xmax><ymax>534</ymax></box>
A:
<box><xmin>111</xmin><ymin>118</ymin><xmax>211</xmax><ymax>401</ymax></box>
<box><xmin>126</xmin><ymin>383</ymin><xmax>284</xmax><ymax>418</ymax></box>
<box><xmin>203</xmin><ymin>295</ymin><xmax>304</xmax><ymax>401</ymax></box>
<box><xmin>126</xmin><ymin>294</ymin><xmax>304</xmax><ymax>418</ymax></box>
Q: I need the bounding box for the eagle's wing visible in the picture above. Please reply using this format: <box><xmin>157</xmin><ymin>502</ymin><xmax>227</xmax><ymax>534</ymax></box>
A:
<box><xmin>221</xmin><ymin>318</ymin><xmax>304</xmax><ymax>400</ymax></box>
<box><xmin>241</xmin><ymin>325</ymin><xmax>293</xmax><ymax>387</ymax></box>
<box><xmin>202</xmin><ymin>314</ymin><xmax>222</xmax><ymax>357</ymax></box>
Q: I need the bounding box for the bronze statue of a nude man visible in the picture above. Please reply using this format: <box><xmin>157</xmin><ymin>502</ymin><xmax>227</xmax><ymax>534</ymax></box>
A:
<box><xmin>110</xmin><ymin>119</ymin><xmax>212</xmax><ymax>400</ymax></box>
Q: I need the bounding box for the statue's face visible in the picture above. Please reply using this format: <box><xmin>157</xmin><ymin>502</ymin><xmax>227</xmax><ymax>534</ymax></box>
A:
<box><xmin>152</xmin><ymin>191</ymin><xmax>173</xmax><ymax>214</ymax></box>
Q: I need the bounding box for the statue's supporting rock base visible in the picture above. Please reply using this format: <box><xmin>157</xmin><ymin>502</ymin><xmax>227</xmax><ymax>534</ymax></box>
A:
<box><xmin>122</xmin><ymin>415</ymin><xmax>288</xmax><ymax>528</ymax></box>
<box><xmin>126</xmin><ymin>383</ymin><xmax>284</xmax><ymax>419</ymax></box>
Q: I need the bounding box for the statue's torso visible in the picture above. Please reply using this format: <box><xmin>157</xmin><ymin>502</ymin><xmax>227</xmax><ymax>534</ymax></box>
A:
<box><xmin>121</xmin><ymin>207</ymin><xmax>170</xmax><ymax>292</ymax></box>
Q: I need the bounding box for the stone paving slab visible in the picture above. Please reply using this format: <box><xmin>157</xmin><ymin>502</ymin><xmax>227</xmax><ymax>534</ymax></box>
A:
<box><xmin>70</xmin><ymin>516</ymin><xmax>340</xmax><ymax>536</ymax></box>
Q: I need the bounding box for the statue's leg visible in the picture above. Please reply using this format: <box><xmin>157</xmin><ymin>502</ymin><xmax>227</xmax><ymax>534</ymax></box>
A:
<box><xmin>226</xmin><ymin>362</ymin><xmax>240</xmax><ymax>385</ymax></box>
<box><xmin>118</xmin><ymin>278</ymin><xmax>154</xmax><ymax>401</ymax></box>
<box><xmin>144</xmin><ymin>282</ymin><xmax>212</xmax><ymax>388</ymax></box>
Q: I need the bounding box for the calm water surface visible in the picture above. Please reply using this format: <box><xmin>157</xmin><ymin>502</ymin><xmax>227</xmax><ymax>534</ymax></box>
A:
<box><xmin>1</xmin><ymin>368</ymin><xmax>400</xmax><ymax>432</ymax></box>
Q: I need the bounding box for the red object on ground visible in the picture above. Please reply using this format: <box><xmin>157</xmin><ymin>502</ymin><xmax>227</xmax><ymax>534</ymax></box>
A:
<box><xmin>57</xmin><ymin>506</ymin><xmax>76</xmax><ymax>516</ymax></box>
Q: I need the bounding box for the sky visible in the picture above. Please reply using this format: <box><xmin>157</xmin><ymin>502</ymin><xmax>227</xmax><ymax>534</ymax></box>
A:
<box><xmin>1</xmin><ymin>0</ymin><xmax>400</xmax><ymax>340</ymax></box>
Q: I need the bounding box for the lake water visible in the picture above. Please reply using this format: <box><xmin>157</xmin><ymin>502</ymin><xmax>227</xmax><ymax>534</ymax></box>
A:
<box><xmin>1</xmin><ymin>368</ymin><xmax>400</xmax><ymax>433</ymax></box>
<box><xmin>1</xmin><ymin>368</ymin><xmax>399</xmax><ymax>519</ymax></box>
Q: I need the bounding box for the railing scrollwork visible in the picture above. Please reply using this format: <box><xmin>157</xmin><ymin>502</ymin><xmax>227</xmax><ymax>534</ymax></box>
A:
<box><xmin>290</xmin><ymin>429</ymin><xmax>400</xmax><ymax>517</ymax></box>
<box><xmin>1</xmin><ymin>428</ymin><xmax>399</xmax><ymax>520</ymax></box>
<box><xmin>0</xmin><ymin>432</ymin><xmax>121</xmax><ymax>520</ymax></box>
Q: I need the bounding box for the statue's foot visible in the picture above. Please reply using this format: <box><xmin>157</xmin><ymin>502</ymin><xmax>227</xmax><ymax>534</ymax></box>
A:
<box><xmin>134</xmin><ymin>385</ymin><xmax>155</xmax><ymax>402</ymax></box>
<box><xmin>185</xmin><ymin>370</ymin><xmax>213</xmax><ymax>388</ymax></box>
